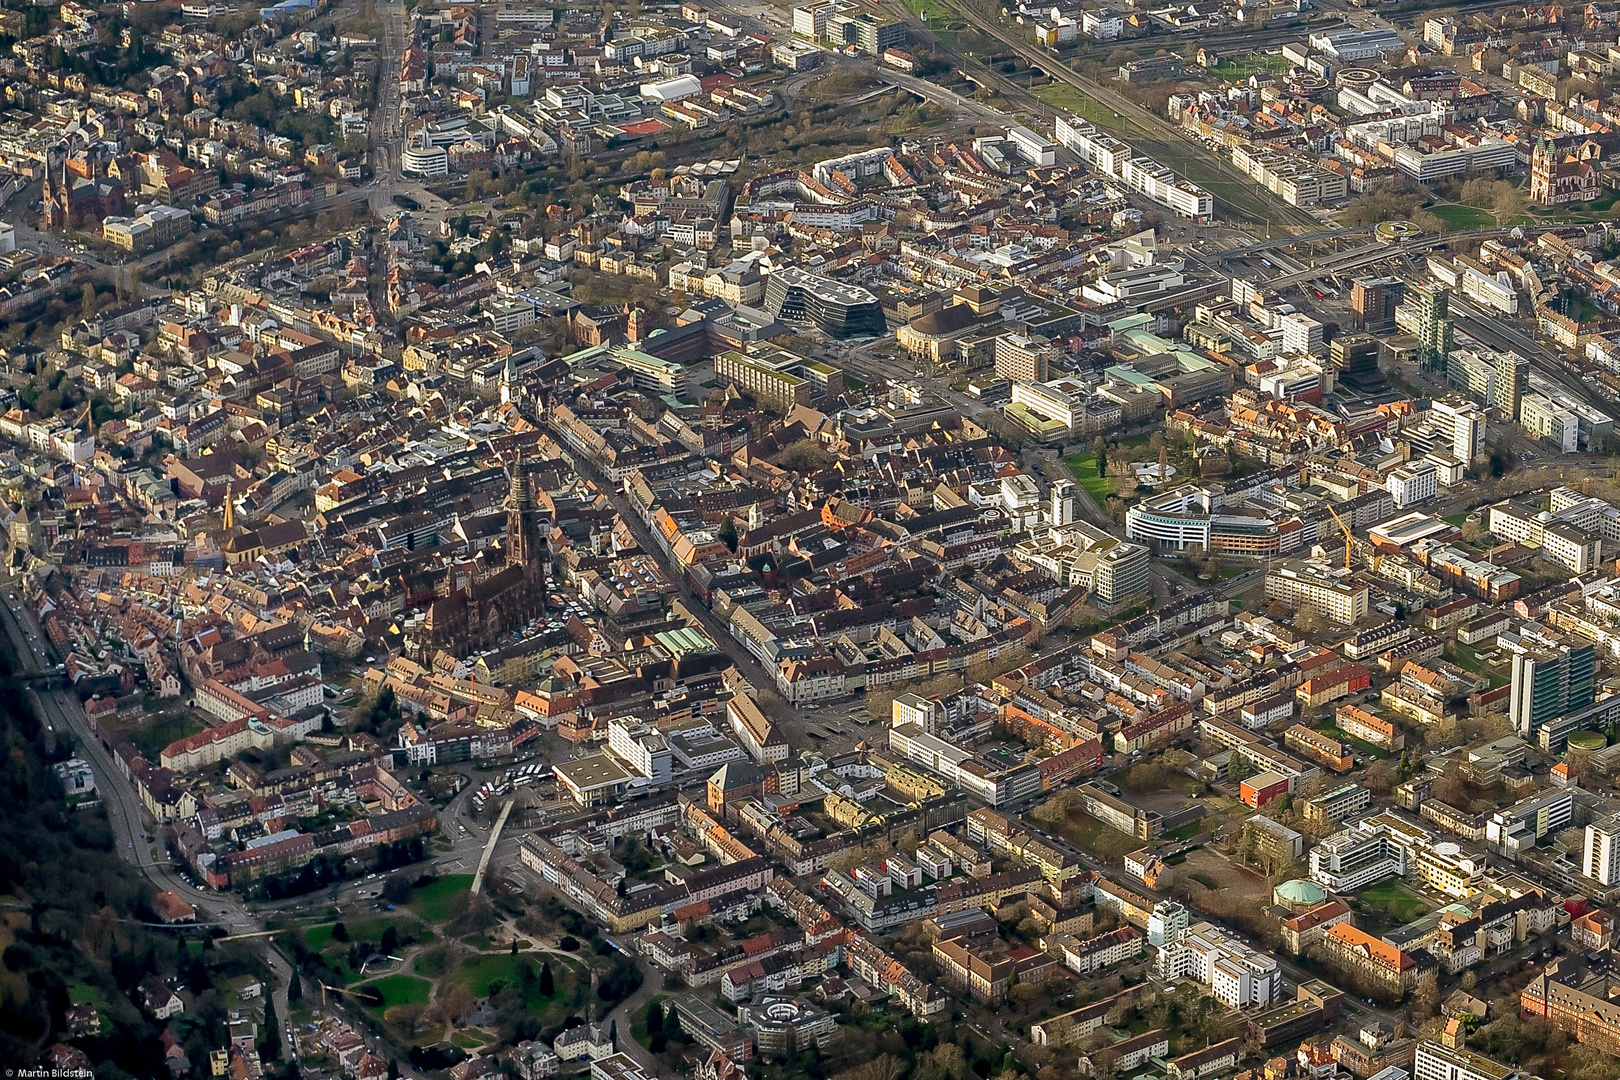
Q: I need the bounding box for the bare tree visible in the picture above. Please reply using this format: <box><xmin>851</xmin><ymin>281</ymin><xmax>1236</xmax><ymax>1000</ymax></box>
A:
<box><xmin>836</xmin><ymin>1054</ymin><xmax>907</xmax><ymax>1080</ymax></box>
<box><xmin>1412</xmin><ymin>972</ymin><xmax>1440</xmax><ymax>1020</ymax></box>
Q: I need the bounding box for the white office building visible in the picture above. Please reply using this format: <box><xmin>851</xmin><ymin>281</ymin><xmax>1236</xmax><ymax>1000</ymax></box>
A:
<box><xmin>1314</xmin><ymin>812</ymin><xmax>1485</xmax><ymax>897</ymax></box>
<box><xmin>1007</xmin><ymin>125</ymin><xmax>1057</xmax><ymax>167</ymax></box>
<box><xmin>1156</xmin><ymin>920</ymin><xmax>1280</xmax><ymax>1009</ymax></box>
<box><xmin>1280</xmin><ymin>312</ymin><xmax>1326</xmax><ymax>357</ymax></box>
<box><xmin>1430</xmin><ymin>399</ymin><xmax>1486</xmax><ymax>464</ymax></box>
<box><xmin>1413</xmin><ymin>1040</ymin><xmax>1519</xmax><ymax>1080</ymax></box>
<box><xmin>1310</xmin><ymin>822</ymin><xmax>1404</xmax><ymax>892</ymax></box>
<box><xmin>1010</xmin><ymin>380</ymin><xmax>1081</xmax><ymax>429</ymax></box>
<box><xmin>1486</xmin><ymin>789</ymin><xmax>1574</xmax><ymax>856</ymax></box>
<box><xmin>1054</xmin><ymin>116</ymin><xmax>1213</xmax><ymax>220</ymax></box>
<box><xmin>1585</xmin><ymin>813</ymin><xmax>1620</xmax><ymax>886</ymax></box>
<box><xmin>892</xmin><ymin>692</ymin><xmax>944</xmax><ymax>733</ymax></box>
<box><xmin>1094</xmin><ymin>542</ymin><xmax>1151</xmax><ymax>605</ymax></box>
<box><xmin>793</xmin><ymin>2</ymin><xmax>831</xmax><ymax>38</ymax></box>
<box><xmin>1001</xmin><ymin>472</ymin><xmax>1043</xmax><ymax>531</ymax></box>
<box><xmin>401</xmin><ymin>141</ymin><xmax>449</xmax><ymax>177</ymax></box>
<box><xmin>606</xmin><ymin>718</ymin><xmax>674</xmax><ymax>782</ymax></box>
<box><xmin>1387</xmin><ymin>460</ymin><xmax>1438</xmax><ymax>508</ymax></box>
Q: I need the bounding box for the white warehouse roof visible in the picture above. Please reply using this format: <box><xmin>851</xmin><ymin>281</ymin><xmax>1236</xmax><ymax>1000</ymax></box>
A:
<box><xmin>639</xmin><ymin>74</ymin><xmax>702</xmax><ymax>102</ymax></box>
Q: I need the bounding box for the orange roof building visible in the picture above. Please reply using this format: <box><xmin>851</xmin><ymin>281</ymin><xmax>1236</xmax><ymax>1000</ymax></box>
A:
<box><xmin>1320</xmin><ymin>923</ymin><xmax>1420</xmax><ymax>991</ymax></box>
<box><xmin>151</xmin><ymin>891</ymin><xmax>197</xmax><ymax>923</ymax></box>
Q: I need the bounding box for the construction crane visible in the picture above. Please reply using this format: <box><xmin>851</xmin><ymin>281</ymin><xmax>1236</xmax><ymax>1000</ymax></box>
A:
<box><xmin>1325</xmin><ymin>504</ymin><xmax>1355</xmax><ymax>571</ymax></box>
<box><xmin>319</xmin><ymin>982</ymin><xmax>383</xmax><ymax>1009</ymax></box>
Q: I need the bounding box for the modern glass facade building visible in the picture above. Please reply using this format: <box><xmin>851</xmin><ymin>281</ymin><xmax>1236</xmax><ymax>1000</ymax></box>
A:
<box><xmin>1509</xmin><ymin>639</ymin><xmax>1595</xmax><ymax>739</ymax></box>
<box><xmin>763</xmin><ymin>267</ymin><xmax>886</xmax><ymax>338</ymax></box>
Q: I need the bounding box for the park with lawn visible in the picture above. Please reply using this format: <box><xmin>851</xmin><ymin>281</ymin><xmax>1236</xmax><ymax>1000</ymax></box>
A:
<box><xmin>1354</xmin><ymin>877</ymin><xmax>1435</xmax><ymax>932</ymax></box>
<box><xmin>1063</xmin><ymin>450</ymin><xmax>1114</xmax><ymax>505</ymax></box>
<box><xmin>1027</xmin><ymin>762</ymin><xmax>1232</xmax><ymax>864</ymax></box>
<box><xmin>280</xmin><ymin>868</ymin><xmax>645</xmax><ymax>1061</ymax></box>
<box><xmin>411</xmin><ymin>874</ymin><xmax>475</xmax><ymax>922</ymax></box>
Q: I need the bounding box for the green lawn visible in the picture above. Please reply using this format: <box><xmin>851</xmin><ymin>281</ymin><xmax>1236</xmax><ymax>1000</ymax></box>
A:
<box><xmin>1442</xmin><ymin>512</ymin><xmax>1470</xmax><ymax>526</ymax></box>
<box><xmin>131</xmin><ymin>713</ymin><xmax>205</xmax><ymax>759</ymax></box>
<box><xmin>1358</xmin><ymin>878</ymin><xmax>1432</xmax><ymax>923</ymax></box>
<box><xmin>1317</xmin><ymin>724</ymin><xmax>1384</xmax><ymax>761</ymax></box>
<box><xmin>1032</xmin><ymin>83</ymin><xmax>1144</xmax><ymax>136</ymax></box>
<box><xmin>1064</xmin><ymin>452</ymin><xmax>1114</xmax><ymax>504</ymax></box>
<box><xmin>1163</xmin><ymin>821</ymin><xmax>1205</xmax><ymax>842</ymax></box>
<box><xmin>897</xmin><ymin>0</ymin><xmax>956</xmax><ymax>20</ymax></box>
<box><xmin>633</xmin><ymin>995</ymin><xmax>668</xmax><ymax>1050</ymax></box>
<box><xmin>455</xmin><ymin>952</ymin><xmax>575</xmax><ymax>1012</ymax></box>
<box><xmin>359</xmin><ymin>974</ymin><xmax>431</xmax><ymax>1012</ymax></box>
<box><xmin>894</xmin><ymin>0</ymin><xmax>995</xmax><ymax>54</ymax></box>
<box><xmin>1444</xmin><ymin>641</ymin><xmax>1503</xmax><ymax>687</ymax></box>
<box><xmin>1047</xmin><ymin>809</ymin><xmax>1145</xmax><ymax>862</ymax></box>
<box><xmin>304</xmin><ymin>915</ymin><xmax>429</xmax><ymax>953</ymax></box>
<box><xmin>1207</xmin><ymin>52</ymin><xmax>1293</xmax><ymax>79</ymax></box>
<box><xmin>412</xmin><ymin>875</ymin><xmax>474</xmax><ymax>923</ymax></box>
<box><xmin>895</xmin><ymin>0</ymin><xmax>930</xmax><ymax>17</ymax></box>
<box><xmin>1427</xmin><ymin>203</ymin><xmax>1494</xmax><ymax>229</ymax></box>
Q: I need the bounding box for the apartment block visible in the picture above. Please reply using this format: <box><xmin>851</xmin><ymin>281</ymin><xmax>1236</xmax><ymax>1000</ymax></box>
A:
<box><xmin>1303</xmin><ymin>783</ymin><xmax>1372</xmax><ymax>827</ymax></box>
<box><xmin>1336</xmin><ymin>705</ymin><xmax>1405</xmax><ymax>750</ymax></box>
<box><xmin>1265</xmin><ymin>561</ymin><xmax>1369</xmax><ymax>624</ymax></box>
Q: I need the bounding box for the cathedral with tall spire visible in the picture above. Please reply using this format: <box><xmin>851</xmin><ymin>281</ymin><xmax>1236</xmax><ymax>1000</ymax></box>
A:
<box><xmin>413</xmin><ymin>452</ymin><xmax>548</xmax><ymax>657</ymax></box>
<box><xmin>506</xmin><ymin>450</ymin><xmax>534</xmax><ymax>571</ymax></box>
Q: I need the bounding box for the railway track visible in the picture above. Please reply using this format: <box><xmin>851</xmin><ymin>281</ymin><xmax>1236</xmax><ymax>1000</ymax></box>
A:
<box><xmin>889</xmin><ymin>0</ymin><xmax>1324</xmax><ymax>229</ymax></box>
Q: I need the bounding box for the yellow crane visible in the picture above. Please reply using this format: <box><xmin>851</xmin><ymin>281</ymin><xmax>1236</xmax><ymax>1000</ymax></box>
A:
<box><xmin>320</xmin><ymin>982</ymin><xmax>383</xmax><ymax>1009</ymax></box>
<box><xmin>1325</xmin><ymin>504</ymin><xmax>1354</xmax><ymax>570</ymax></box>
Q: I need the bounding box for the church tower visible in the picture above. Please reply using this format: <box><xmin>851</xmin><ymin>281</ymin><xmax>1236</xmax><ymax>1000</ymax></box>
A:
<box><xmin>506</xmin><ymin>451</ymin><xmax>531</xmax><ymax>570</ymax></box>
<box><xmin>42</xmin><ymin>152</ymin><xmax>67</xmax><ymax>233</ymax></box>
<box><xmin>500</xmin><ymin>351</ymin><xmax>517</xmax><ymax>405</ymax></box>
<box><xmin>1529</xmin><ymin>136</ymin><xmax>1552</xmax><ymax>205</ymax></box>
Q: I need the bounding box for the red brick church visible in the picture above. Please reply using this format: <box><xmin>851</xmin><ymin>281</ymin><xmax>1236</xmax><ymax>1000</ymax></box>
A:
<box><xmin>42</xmin><ymin>151</ymin><xmax>124</xmax><ymax>231</ymax></box>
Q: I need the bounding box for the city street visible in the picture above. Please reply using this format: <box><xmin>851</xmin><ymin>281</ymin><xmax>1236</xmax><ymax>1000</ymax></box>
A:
<box><xmin>559</xmin><ymin>441</ymin><xmax>787</xmax><ymax>723</ymax></box>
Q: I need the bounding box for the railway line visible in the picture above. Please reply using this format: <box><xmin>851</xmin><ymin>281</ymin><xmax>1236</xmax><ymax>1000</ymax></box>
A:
<box><xmin>915</xmin><ymin>0</ymin><xmax>1325</xmax><ymax>230</ymax></box>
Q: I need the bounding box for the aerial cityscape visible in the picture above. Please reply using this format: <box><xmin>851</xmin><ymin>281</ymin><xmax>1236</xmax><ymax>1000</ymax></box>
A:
<box><xmin>16</xmin><ymin>0</ymin><xmax>1620</xmax><ymax>1078</ymax></box>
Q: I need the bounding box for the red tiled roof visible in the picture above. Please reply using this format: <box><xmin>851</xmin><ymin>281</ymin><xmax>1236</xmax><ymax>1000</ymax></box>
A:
<box><xmin>1325</xmin><ymin>923</ymin><xmax>1415</xmax><ymax>971</ymax></box>
<box><xmin>618</xmin><ymin>118</ymin><xmax>671</xmax><ymax>136</ymax></box>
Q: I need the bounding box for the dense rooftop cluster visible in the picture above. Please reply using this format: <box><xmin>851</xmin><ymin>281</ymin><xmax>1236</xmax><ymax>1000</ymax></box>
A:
<box><xmin>18</xmin><ymin>0</ymin><xmax>1620</xmax><ymax>1079</ymax></box>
